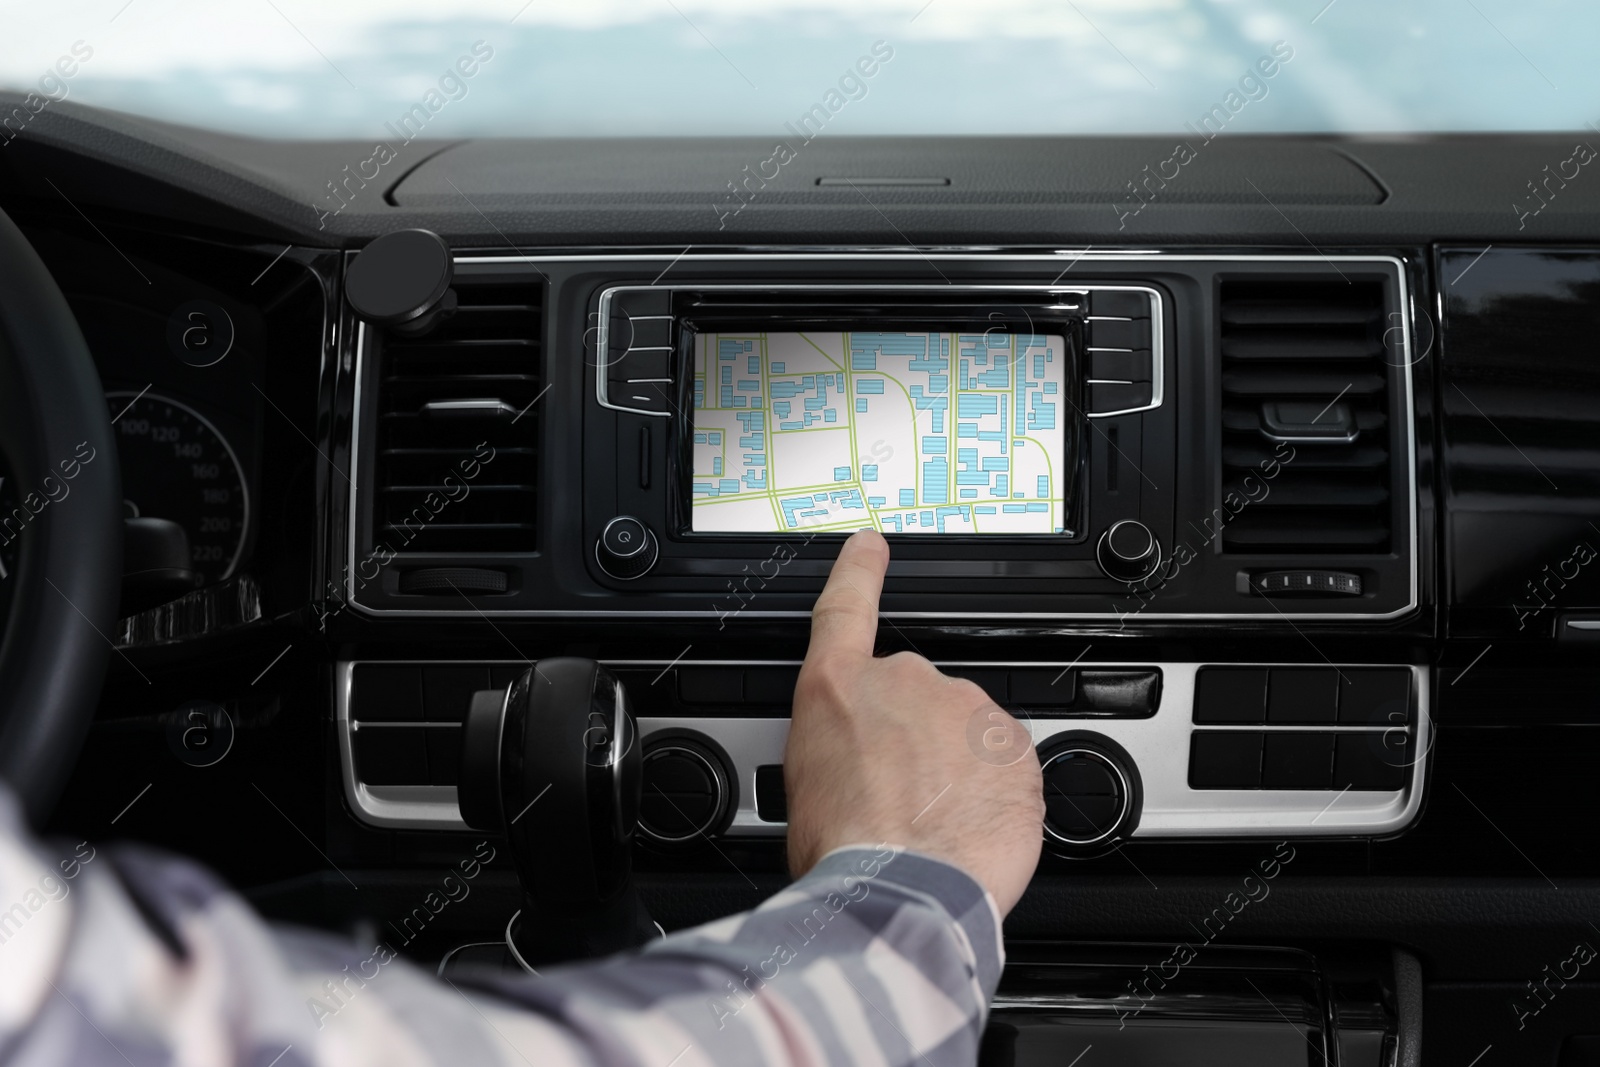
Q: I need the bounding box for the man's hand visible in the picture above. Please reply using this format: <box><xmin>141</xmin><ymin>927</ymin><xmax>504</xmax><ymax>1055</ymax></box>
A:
<box><xmin>783</xmin><ymin>530</ymin><xmax>1045</xmax><ymax>915</ymax></box>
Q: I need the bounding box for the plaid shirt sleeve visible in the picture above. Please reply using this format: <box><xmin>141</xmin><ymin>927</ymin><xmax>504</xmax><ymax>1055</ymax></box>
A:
<box><xmin>0</xmin><ymin>789</ymin><xmax>1004</xmax><ymax>1067</ymax></box>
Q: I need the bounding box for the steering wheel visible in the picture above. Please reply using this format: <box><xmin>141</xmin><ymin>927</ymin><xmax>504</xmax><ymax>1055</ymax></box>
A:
<box><xmin>0</xmin><ymin>205</ymin><xmax>123</xmax><ymax>827</ymax></box>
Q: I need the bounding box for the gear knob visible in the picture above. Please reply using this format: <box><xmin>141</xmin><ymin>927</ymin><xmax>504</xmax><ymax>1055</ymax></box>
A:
<box><xmin>459</xmin><ymin>658</ymin><xmax>654</xmax><ymax>965</ymax></box>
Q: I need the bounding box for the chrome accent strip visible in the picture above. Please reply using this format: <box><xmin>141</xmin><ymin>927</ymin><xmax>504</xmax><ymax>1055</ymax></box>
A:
<box><xmin>346</xmin><ymin>254</ymin><xmax>1417</xmax><ymax>621</ymax></box>
<box><xmin>335</xmin><ymin>660</ymin><xmax>464</xmax><ymax>829</ymax></box>
<box><xmin>336</xmin><ymin>659</ymin><xmax>1429</xmax><ymax>838</ymax></box>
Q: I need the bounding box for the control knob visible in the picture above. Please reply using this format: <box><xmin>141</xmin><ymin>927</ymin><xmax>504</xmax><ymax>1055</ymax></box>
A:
<box><xmin>1096</xmin><ymin>519</ymin><xmax>1161</xmax><ymax>583</ymax></box>
<box><xmin>1038</xmin><ymin>740</ymin><xmax>1139</xmax><ymax>849</ymax></box>
<box><xmin>596</xmin><ymin>516</ymin><xmax>659</xmax><ymax>580</ymax></box>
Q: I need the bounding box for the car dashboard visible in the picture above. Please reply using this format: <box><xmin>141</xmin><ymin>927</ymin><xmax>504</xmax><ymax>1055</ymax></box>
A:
<box><xmin>4</xmin><ymin>98</ymin><xmax>1600</xmax><ymax>1065</ymax></box>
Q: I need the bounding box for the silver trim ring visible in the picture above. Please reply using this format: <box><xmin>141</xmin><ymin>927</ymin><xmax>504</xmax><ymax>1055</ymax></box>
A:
<box><xmin>1040</xmin><ymin>747</ymin><xmax>1132</xmax><ymax>847</ymax></box>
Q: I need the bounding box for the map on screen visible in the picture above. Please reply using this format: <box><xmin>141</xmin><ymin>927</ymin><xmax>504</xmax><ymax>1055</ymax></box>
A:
<box><xmin>690</xmin><ymin>331</ymin><xmax>1067</xmax><ymax>535</ymax></box>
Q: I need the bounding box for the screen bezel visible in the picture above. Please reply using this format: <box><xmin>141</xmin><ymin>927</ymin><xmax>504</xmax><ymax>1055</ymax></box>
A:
<box><xmin>670</xmin><ymin>295</ymin><xmax>1086</xmax><ymax>544</ymax></box>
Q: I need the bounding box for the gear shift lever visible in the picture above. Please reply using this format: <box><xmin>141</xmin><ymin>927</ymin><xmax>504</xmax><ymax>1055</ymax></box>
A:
<box><xmin>458</xmin><ymin>658</ymin><xmax>656</xmax><ymax>966</ymax></box>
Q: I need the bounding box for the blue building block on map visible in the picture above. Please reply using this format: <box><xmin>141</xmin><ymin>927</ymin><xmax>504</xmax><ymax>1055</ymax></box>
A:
<box><xmin>958</xmin><ymin>394</ymin><xmax>999</xmax><ymax>418</ymax></box>
<box><xmin>771</xmin><ymin>362</ymin><xmax>785</xmax><ymax>373</ymax></box>
<box><xmin>1038</xmin><ymin>476</ymin><xmax>1049</xmax><ymax>497</ymax></box>
<box><xmin>868</xmin><ymin>496</ymin><xmax>886</xmax><ymax>507</ymax></box>
<box><xmin>857</xmin><ymin>379</ymin><xmax>884</xmax><ymax>394</ymax></box>
<box><xmin>922</xmin><ymin>459</ymin><xmax>948</xmax><ymax>504</ymax></box>
<box><xmin>960</xmin><ymin>489</ymin><xmax>977</xmax><ymax>499</ymax></box>
<box><xmin>712</xmin><ymin>457</ymin><xmax>722</xmax><ymax>476</ymax></box>
<box><xmin>899</xmin><ymin>489</ymin><xmax>915</xmax><ymax>507</ymax></box>
<box><xmin>994</xmin><ymin>475</ymin><xmax>1009</xmax><ymax>496</ymax></box>
<box><xmin>825</xmin><ymin>409</ymin><xmax>837</xmax><ymax>423</ymax></box>
<box><xmin>856</xmin><ymin>398</ymin><xmax>867</xmax><ymax>412</ymax></box>
<box><xmin>833</xmin><ymin>467</ymin><xmax>850</xmax><ymax>482</ymax></box>
<box><xmin>975</xmin><ymin>506</ymin><xmax>997</xmax><ymax>515</ymax></box>
<box><xmin>861</xmin><ymin>465</ymin><xmax>878</xmax><ymax>482</ymax></box>
<box><xmin>719</xmin><ymin>479</ymin><xmax>740</xmax><ymax>495</ymax></box>
<box><xmin>921</xmin><ymin>435</ymin><xmax>946</xmax><ymax>455</ymax></box>
<box><xmin>1003</xmin><ymin>504</ymin><xmax>1027</xmax><ymax>514</ymax></box>
<box><xmin>922</xmin><ymin>511</ymin><xmax>935</xmax><ymax>527</ymax></box>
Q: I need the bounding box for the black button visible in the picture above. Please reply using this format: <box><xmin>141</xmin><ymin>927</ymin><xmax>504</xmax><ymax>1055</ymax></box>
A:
<box><xmin>608</xmin><ymin>348</ymin><xmax>671</xmax><ymax>382</ymax></box>
<box><xmin>1088</xmin><ymin>319</ymin><xmax>1153</xmax><ymax>349</ymax></box>
<box><xmin>678</xmin><ymin>668</ymin><xmax>743</xmax><ymax>705</ymax></box>
<box><xmin>614</xmin><ymin>290</ymin><xmax>670</xmax><ymax>318</ymax></box>
<box><xmin>423</xmin><ymin>666</ymin><xmax>491</xmax><ymax>723</ymax></box>
<box><xmin>1194</xmin><ymin>669</ymin><xmax>1267</xmax><ymax>724</ymax></box>
<box><xmin>1091</xmin><ymin>291</ymin><xmax>1151</xmax><ymax>318</ymax></box>
<box><xmin>611</xmin><ymin>380</ymin><xmax>674</xmax><ymax>413</ymax></box>
<box><xmin>1088</xmin><ymin>382</ymin><xmax>1153</xmax><ymax>413</ymax></box>
<box><xmin>1262</xmin><ymin>732</ymin><xmax>1334</xmax><ymax>789</ymax></box>
<box><xmin>944</xmin><ymin>667</ymin><xmax>1007</xmax><ymax>703</ymax></box>
<box><xmin>1089</xmin><ymin>349</ymin><xmax>1153</xmax><ymax>382</ymax></box>
<box><xmin>602</xmin><ymin>517</ymin><xmax>650</xmax><ymax>559</ymax></box>
<box><xmin>1333</xmin><ymin>733</ymin><xmax>1410</xmax><ymax>790</ymax></box>
<box><xmin>1337</xmin><ymin>669</ymin><xmax>1412</xmax><ymax>725</ymax></box>
<box><xmin>354</xmin><ymin>729</ymin><xmax>428</xmax><ymax>785</ymax></box>
<box><xmin>1267</xmin><ymin>669</ymin><xmax>1339</xmax><ymax>723</ymax></box>
<box><xmin>624</xmin><ymin>318</ymin><xmax>673</xmax><ymax>350</ymax></box>
<box><xmin>1189</xmin><ymin>732</ymin><xmax>1263</xmax><ymax>788</ymax></box>
<box><xmin>353</xmin><ymin>665</ymin><xmax>423</xmax><ymax>722</ymax></box>
<box><xmin>745</xmin><ymin>667</ymin><xmax>800</xmax><ymax>705</ymax></box>
<box><xmin>1077</xmin><ymin>670</ymin><xmax>1162</xmax><ymax>718</ymax></box>
<box><xmin>1009</xmin><ymin>668</ymin><xmax>1076</xmax><ymax>707</ymax></box>
<box><xmin>754</xmin><ymin>764</ymin><xmax>788</xmax><ymax>822</ymax></box>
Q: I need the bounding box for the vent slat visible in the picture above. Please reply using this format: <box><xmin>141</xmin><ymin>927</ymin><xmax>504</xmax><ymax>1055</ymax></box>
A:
<box><xmin>1220</xmin><ymin>336</ymin><xmax>1383</xmax><ymax>360</ymax></box>
<box><xmin>1218</xmin><ymin>280</ymin><xmax>1392</xmax><ymax>554</ymax></box>
<box><xmin>369</xmin><ymin>281</ymin><xmax>543</xmax><ymax>554</ymax></box>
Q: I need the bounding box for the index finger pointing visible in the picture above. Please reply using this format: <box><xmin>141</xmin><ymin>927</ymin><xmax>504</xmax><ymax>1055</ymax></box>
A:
<box><xmin>807</xmin><ymin>530</ymin><xmax>890</xmax><ymax>660</ymax></box>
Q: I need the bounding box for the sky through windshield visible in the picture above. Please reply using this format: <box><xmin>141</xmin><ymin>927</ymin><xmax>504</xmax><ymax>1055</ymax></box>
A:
<box><xmin>3</xmin><ymin>0</ymin><xmax>1599</xmax><ymax>140</ymax></box>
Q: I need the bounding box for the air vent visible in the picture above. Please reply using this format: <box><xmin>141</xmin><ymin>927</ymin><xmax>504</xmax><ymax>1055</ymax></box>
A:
<box><xmin>1218</xmin><ymin>279</ymin><xmax>1391</xmax><ymax>553</ymax></box>
<box><xmin>372</xmin><ymin>281</ymin><xmax>542</xmax><ymax>553</ymax></box>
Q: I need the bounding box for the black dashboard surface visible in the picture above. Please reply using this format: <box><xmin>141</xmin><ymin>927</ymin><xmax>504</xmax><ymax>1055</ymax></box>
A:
<box><xmin>3</xmin><ymin>97</ymin><xmax>1600</xmax><ymax>1065</ymax></box>
<box><xmin>6</xmin><ymin>95</ymin><xmax>1600</xmax><ymax>245</ymax></box>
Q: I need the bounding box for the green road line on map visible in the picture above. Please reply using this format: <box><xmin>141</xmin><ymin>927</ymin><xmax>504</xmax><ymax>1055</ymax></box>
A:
<box><xmin>843</xmin><ymin>331</ymin><xmax>860</xmax><ymax>507</ymax></box>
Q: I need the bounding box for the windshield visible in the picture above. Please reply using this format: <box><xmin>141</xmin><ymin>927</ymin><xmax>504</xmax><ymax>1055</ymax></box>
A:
<box><xmin>5</xmin><ymin>1</ymin><xmax>1597</xmax><ymax>138</ymax></box>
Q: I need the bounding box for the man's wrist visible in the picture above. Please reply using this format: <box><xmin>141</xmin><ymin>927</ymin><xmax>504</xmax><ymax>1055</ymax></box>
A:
<box><xmin>799</xmin><ymin>843</ymin><xmax>1006</xmax><ymax>1002</ymax></box>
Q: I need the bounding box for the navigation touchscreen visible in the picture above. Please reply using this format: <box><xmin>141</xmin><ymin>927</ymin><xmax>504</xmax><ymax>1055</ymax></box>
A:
<box><xmin>690</xmin><ymin>330</ymin><xmax>1068</xmax><ymax>535</ymax></box>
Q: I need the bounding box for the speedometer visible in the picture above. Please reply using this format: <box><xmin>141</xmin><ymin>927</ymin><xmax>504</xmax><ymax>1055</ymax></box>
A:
<box><xmin>107</xmin><ymin>391</ymin><xmax>249</xmax><ymax>585</ymax></box>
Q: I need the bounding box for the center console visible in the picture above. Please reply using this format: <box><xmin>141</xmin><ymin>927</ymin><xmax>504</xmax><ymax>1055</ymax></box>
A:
<box><xmin>345</xmin><ymin>252</ymin><xmax>1418</xmax><ymax>621</ymax></box>
<box><xmin>336</xmin><ymin>249</ymin><xmax>1427</xmax><ymax>852</ymax></box>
